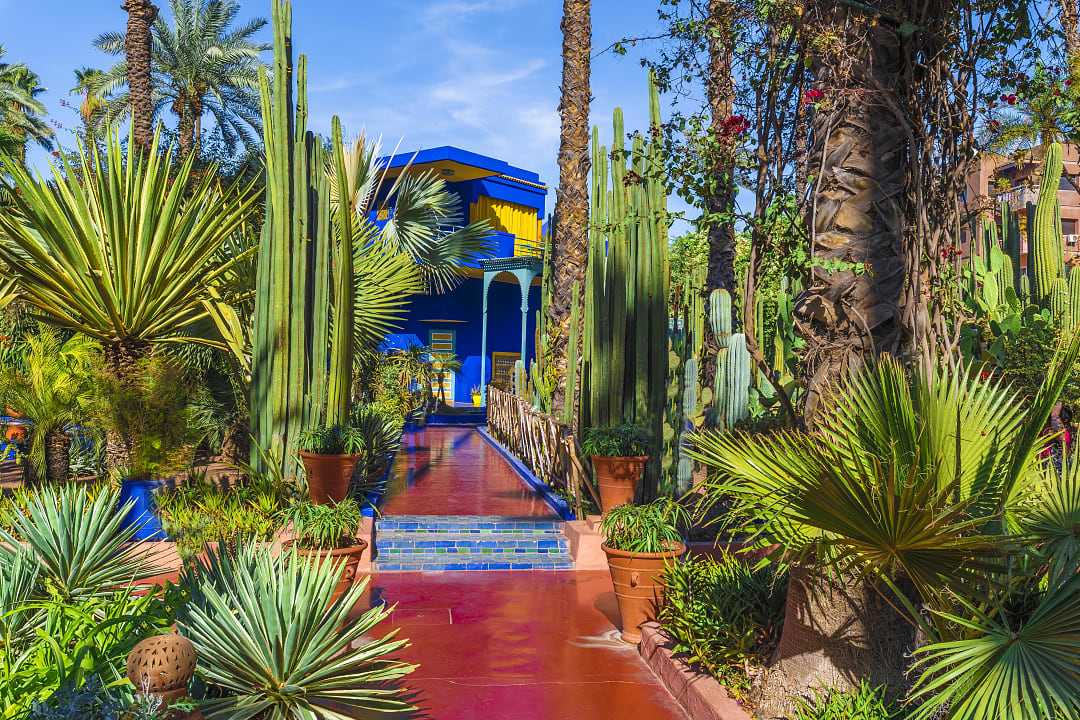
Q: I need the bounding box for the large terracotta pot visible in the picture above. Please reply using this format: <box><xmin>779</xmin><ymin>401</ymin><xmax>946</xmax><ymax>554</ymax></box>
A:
<box><xmin>603</xmin><ymin>541</ymin><xmax>685</xmax><ymax>644</ymax></box>
<box><xmin>300</xmin><ymin>452</ymin><xmax>359</xmax><ymax>504</ymax></box>
<box><xmin>591</xmin><ymin>455</ymin><xmax>648</xmax><ymax>511</ymax></box>
<box><xmin>295</xmin><ymin>541</ymin><xmax>369</xmax><ymax>603</ymax></box>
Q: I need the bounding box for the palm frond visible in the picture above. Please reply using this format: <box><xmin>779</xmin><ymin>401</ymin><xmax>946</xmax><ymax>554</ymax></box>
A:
<box><xmin>907</xmin><ymin>576</ymin><xmax>1080</xmax><ymax>720</ymax></box>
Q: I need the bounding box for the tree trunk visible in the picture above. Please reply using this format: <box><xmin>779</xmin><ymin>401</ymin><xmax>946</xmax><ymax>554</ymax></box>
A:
<box><xmin>793</xmin><ymin>2</ymin><xmax>905</xmax><ymax>422</ymax></box>
<box><xmin>122</xmin><ymin>0</ymin><xmax>158</xmax><ymax>153</ymax></box>
<box><xmin>176</xmin><ymin>98</ymin><xmax>195</xmax><ymax>158</ymax></box>
<box><xmin>1062</xmin><ymin>0</ymin><xmax>1080</xmax><ymax>62</ymax></box>
<box><xmin>548</xmin><ymin>0</ymin><xmax>591</xmax><ymax>414</ymax></box>
<box><xmin>700</xmin><ymin>0</ymin><xmax>739</xmax><ymax>393</ymax></box>
<box><xmin>218</xmin><ymin>420</ymin><xmax>249</xmax><ymax>465</ymax></box>
<box><xmin>704</xmin><ymin>0</ymin><xmax>738</xmax><ymax>299</ymax></box>
<box><xmin>752</xmin><ymin>565</ymin><xmax>917</xmax><ymax>718</ymax></box>
<box><xmin>43</xmin><ymin>430</ymin><xmax>70</xmax><ymax>482</ymax></box>
<box><xmin>102</xmin><ymin>340</ymin><xmax>150</xmax><ymax>474</ymax></box>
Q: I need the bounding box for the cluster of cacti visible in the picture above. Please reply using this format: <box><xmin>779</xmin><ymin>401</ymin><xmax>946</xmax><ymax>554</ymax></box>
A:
<box><xmin>249</xmin><ymin>0</ymin><xmax>357</xmax><ymax>475</ymax></box>
<box><xmin>580</xmin><ymin>75</ymin><xmax>670</xmax><ymax>494</ymax></box>
<box><xmin>964</xmin><ymin>143</ymin><xmax>1076</xmax><ymax>331</ymax></box>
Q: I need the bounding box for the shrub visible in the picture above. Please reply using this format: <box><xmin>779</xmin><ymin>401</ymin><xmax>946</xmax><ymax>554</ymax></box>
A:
<box><xmin>155</xmin><ymin>472</ymin><xmax>293</xmax><ymax>560</ymax></box>
<box><xmin>659</xmin><ymin>552</ymin><xmax>785</xmax><ymax>696</ymax></box>
<box><xmin>27</xmin><ymin>676</ymin><xmax>125</xmax><ymax>720</ymax></box>
<box><xmin>296</xmin><ymin>424</ymin><xmax>365</xmax><ymax>455</ymax></box>
<box><xmin>283</xmin><ymin>498</ymin><xmax>363</xmax><ymax>550</ymax></box>
<box><xmin>791</xmin><ymin>681</ymin><xmax>902</xmax><ymax>720</ymax></box>
<box><xmin>599</xmin><ymin>498</ymin><xmax>688</xmax><ymax>553</ymax></box>
<box><xmin>582</xmin><ymin>423</ymin><xmax>652</xmax><ymax>457</ymax></box>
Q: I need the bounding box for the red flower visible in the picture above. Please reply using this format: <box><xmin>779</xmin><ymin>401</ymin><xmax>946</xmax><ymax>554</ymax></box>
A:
<box><xmin>989</xmin><ymin>119</ymin><xmax>1001</xmax><ymax>131</ymax></box>
<box><xmin>720</xmin><ymin>114</ymin><xmax>751</xmax><ymax>136</ymax></box>
<box><xmin>803</xmin><ymin>88</ymin><xmax>824</xmax><ymax>104</ymax></box>
<box><xmin>980</xmin><ymin>369</ymin><xmax>991</xmax><ymax>381</ymax></box>
<box><xmin>51</xmin><ymin>150</ymin><xmax>61</xmax><ymax>158</ymax></box>
<box><xmin>1006</xmin><ymin>94</ymin><xmax>1017</xmax><ymax>105</ymax></box>
<box><xmin>1067</xmin><ymin>79</ymin><xmax>1074</xmax><ymax>87</ymax></box>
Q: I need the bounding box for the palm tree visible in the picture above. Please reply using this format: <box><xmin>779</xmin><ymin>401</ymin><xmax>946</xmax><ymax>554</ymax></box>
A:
<box><xmin>70</xmin><ymin>67</ymin><xmax>107</xmax><ymax>144</ymax></box>
<box><xmin>794</xmin><ymin>4</ymin><xmax>906</xmax><ymax>421</ymax></box>
<box><xmin>1061</xmin><ymin>0</ymin><xmax>1079</xmax><ymax>64</ymax></box>
<box><xmin>0</xmin><ymin>128</ymin><xmax>258</xmax><ymax>467</ymax></box>
<box><xmin>690</xmin><ymin>334</ymin><xmax>1080</xmax><ymax>718</ymax></box>
<box><xmin>430</xmin><ymin>352</ymin><xmax>462</xmax><ymax>407</ymax></box>
<box><xmin>547</xmin><ymin>0</ymin><xmax>591</xmax><ymax>413</ymax></box>
<box><xmin>121</xmin><ymin>0</ymin><xmax>158</xmax><ymax>152</ymax></box>
<box><xmin>0</xmin><ymin>47</ymin><xmax>53</xmax><ymax>165</ymax></box>
<box><xmin>0</xmin><ymin>326</ymin><xmax>98</xmax><ymax>482</ymax></box>
<box><xmin>95</xmin><ymin>0</ymin><xmax>268</xmax><ymax>157</ymax></box>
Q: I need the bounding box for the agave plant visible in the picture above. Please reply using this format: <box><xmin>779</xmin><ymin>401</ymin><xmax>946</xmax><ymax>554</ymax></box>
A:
<box><xmin>177</xmin><ymin>544</ymin><xmax>417</xmax><ymax>719</ymax></box>
<box><xmin>688</xmin><ymin>332</ymin><xmax>1080</xmax><ymax>718</ymax></box>
<box><xmin>0</xmin><ymin>127</ymin><xmax>258</xmax><ymax>374</ymax></box>
<box><xmin>0</xmin><ymin>484</ymin><xmax>155</xmax><ymax>602</ymax></box>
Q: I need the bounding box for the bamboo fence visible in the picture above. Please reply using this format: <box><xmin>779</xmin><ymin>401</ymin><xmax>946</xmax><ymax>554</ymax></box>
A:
<box><xmin>485</xmin><ymin>386</ymin><xmax>599</xmax><ymax>516</ymax></box>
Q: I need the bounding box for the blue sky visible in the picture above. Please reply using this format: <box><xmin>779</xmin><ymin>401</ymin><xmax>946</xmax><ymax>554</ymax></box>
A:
<box><xmin>4</xmin><ymin>0</ymin><xmax>697</xmax><ymax>225</ymax></box>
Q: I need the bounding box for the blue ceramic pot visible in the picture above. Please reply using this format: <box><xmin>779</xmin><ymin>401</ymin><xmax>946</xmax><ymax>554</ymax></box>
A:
<box><xmin>118</xmin><ymin>478</ymin><xmax>168</xmax><ymax>541</ymax></box>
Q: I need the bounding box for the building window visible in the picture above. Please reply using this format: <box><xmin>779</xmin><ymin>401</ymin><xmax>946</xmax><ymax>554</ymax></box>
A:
<box><xmin>1064</xmin><ymin>219</ymin><xmax>1078</xmax><ymax>240</ymax></box>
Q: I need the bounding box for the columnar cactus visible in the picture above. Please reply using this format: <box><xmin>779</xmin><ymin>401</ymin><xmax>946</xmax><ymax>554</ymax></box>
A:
<box><xmin>1031</xmin><ymin>143</ymin><xmax>1066</xmax><ymax>304</ymax></box>
<box><xmin>250</xmin><ymin>0</ymin><xmax>334</xmax><ymax>474</ymax></box>
<box><xmin>581</xmin><ymin>74</ymin><xmax>670</xmax><ymax>494</ymax></box>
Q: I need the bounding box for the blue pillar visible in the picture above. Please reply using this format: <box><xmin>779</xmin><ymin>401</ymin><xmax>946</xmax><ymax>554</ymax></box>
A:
<box><xmin>510</xmin><ymin>268</ymin><xmax>538</xmax><ymax>367</ymax></box>
<box><xmin>479</xmin><ymin>272</ymin><xmax>496</xmax><ymax>406</ymax></box>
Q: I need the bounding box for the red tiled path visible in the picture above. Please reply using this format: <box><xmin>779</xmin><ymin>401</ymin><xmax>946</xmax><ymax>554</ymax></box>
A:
<box><xmin>380</xmin><ymin>427</ymin><xmax>555</xmax><ymax>516</ymax></box>
<box><xmin>370</xmin><ymin>570</ymin><xmax>688</xmax><ymax>720</ymax></box>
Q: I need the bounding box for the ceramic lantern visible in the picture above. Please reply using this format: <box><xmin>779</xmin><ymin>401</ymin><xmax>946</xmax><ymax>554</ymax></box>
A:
<box><xmin>126</xmin><ymin>632</ymin><xmax>197</xmax><ymax>702</ymax></box>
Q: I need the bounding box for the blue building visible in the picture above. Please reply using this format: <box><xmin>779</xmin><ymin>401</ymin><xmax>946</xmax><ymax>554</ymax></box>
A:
<box><xmin>379</xmin><ymin>146</ymin><xmax>547</xmax><ymax>405</ymax></box>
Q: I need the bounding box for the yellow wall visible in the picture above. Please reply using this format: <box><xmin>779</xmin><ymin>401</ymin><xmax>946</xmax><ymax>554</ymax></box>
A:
<box><xmin>470</xmin><ymin>197</ymin><xmax>542</xmax><ymax>256</ymax></box>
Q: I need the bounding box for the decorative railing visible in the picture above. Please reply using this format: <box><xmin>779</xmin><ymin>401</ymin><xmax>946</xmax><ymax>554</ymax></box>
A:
<box><xmin>485</xmin><ymin>385</ymin><xmax>599</xmax><ymax>517</ymax></box>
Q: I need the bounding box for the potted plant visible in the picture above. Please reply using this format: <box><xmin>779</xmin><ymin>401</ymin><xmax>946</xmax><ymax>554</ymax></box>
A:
<box><xmin>283</xmin><ymin>497</ymin><xmax>367</xmax><ymax>603</ymax></box>
<box><xmin>600</xmin><ymin>498</ymin><xmax>688</xmax><ymax>644</ymax></box>
<box><xmin>582</xmin><ymin>423</ymin><xmax>651</xmax><ymax>511</ymax></box>
<box><xmin>470</xmin><ymin>385</ymin><xmax>483</xmax><ymax>407</ymax></box>
<box><xmin>297</xmin><ymin>425</ymin><xmax>364</xmax><ymax>504</ymax></box>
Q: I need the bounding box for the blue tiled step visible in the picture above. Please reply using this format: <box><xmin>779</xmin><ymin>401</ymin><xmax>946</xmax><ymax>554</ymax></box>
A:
<box><xmin>377</xmin><ymin>532</ymin><xmax>569</xmax><ymax>555</ymax></box>
<box><xmin>377</xmin><ymin>515</ymin><xmax>563</xmax><ymax>534</ymax></box>
<box><xmin>377</xmin><ymin>552</ymin><xmax>574</xmax><ymax>572</ymax></box>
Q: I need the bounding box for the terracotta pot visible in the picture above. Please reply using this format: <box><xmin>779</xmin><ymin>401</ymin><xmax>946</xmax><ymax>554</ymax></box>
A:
<box><xmin>295</xmin><ymin>540</ymin><xmax>369</xmax><ymax>603</ymax></box>
<box><xmin>591</xmin><ymin>455</ymin><xmax>648</xmax><ymax>511</ymax></box>
<box><xmin>603</xmin><ymin>542</ymin><xmax>685</xmax><ymax>644</ymax></box>
<box><xmin>300</xmin><ymin>452</ymin><xmax>359</xmax><ymax>504</ymax></box>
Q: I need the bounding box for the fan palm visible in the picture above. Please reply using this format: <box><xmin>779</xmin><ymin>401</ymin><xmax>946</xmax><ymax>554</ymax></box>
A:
<box><xmin>328</xmin><ymin>134</ymin><xmax>494</xmax><ymax>294</ymax></box>
<box><xmin>688</xmin><ymin>332</ymin><xmax>1080</xmax><ymax>718</ymax></box>
<box><xmin>0</xmin><ymin>127</ymin><xmax>258</xmax><ymax>369</ymax></box>
<box><xmin>0</xmin><ymin>326</ymin><xmax>98</xmax><ymax>481</ymax></box>
<box><xmin>93</xmin><ymin>0</ymin><xmax>268</xmax><ymax>156</ymax></box>
<box><xmin>0</xmin><ymin>46</ymin><xmax>53</xmax><ymax>165</ymax></box>
<box><xmin>430</xmin><ymin>351</ymin><xmax>462</xmax><ymax>407</ymax></box>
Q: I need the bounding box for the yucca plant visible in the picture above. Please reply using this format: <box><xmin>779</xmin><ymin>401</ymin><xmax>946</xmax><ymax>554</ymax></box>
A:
<box><xmin>0</xmin><ymin>484</ymin><xmax>155</xmax><ymax>601</ymax></box>
<box><xmin>688</xmin><ymin>331</ymin><xmax>1080</xmax><ymax>718</ymax></box>
<box><xmin>177</xmin><ymin>544</ymin><xmax>417</xmax><ymax>718</ymax></box>
<box><xmin>0</xmin><ymin>127</ymin><xmax>258</xmax><ymax>373</ymax></box>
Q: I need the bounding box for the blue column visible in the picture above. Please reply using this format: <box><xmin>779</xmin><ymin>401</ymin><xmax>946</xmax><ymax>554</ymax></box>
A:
<box><xmin>511</xmin><ymin>268</ymin><xmax>538</xmax><ymax>366</ymax></box>
<box><xmin>479</xmin><ymin>272</ymin><xmax>495</xmax><ymax>406</ymax></box>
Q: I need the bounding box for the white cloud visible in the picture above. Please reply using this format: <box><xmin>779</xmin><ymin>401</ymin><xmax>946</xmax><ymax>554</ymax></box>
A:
<box><xmin>422</xmin><ymin>0</ymin><xmax>524</xmax><ymax>26</ymax></box>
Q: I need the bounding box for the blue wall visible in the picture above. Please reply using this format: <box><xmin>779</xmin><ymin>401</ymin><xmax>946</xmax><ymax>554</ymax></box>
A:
<box><xmin>398</xmin><ymin>276</ymin><xmax>541</xmax><ymax>404</ymax></box>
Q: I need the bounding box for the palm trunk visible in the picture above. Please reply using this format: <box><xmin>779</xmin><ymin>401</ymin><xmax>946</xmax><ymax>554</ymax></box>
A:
<box><xmin>102</xmin><ymin>340</ymin><xmax>150</xmax><ymax>474</ymax></box>
<box><xmin>793</xmin><ymin>1</ymin><xmax>905</xmax><ymax>422</ymax></box>
<box><xmin>548</xmin><ymin>0</ymin><xmax>592</xmax><ymax>414</ymax></box>
<box><xmin>1062</xmin><ymin>0</ymin><xmax>1080</xmax><ymax>63</ymax></box>
<box><xmin>753</xmin><ymin>565</ymin><xmax>916</xmax><ymax>718</ymax></box>
<box><xmin>122</xmin><ymin>0</ymin><xmax>158</xmax><ymax>153</ymax></box>
<box><xmin>43</xmin><ymin>429</ymin><xmax>70</xmax><ymax>482</ymax></box>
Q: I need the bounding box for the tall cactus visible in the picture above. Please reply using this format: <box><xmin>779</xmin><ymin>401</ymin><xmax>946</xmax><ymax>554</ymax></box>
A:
<box><xmin>724</xmin><ymin>334</ymin><xmax>752</xmax><ymax>429</ymax></box>
<box><xmin>1031</xmin><ymin>143</ymin><xmax>1065</xmax><ymax>304</ymax></box>
<box><xmin>250</xmin><ymin>0</ymin><xmax>334</xmax><ymax>474</ymax></box>
<box><xmin>581</xmin><ymin>74</ymin><xmax>669</xmax><ymax>495</ymax></box>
